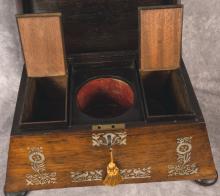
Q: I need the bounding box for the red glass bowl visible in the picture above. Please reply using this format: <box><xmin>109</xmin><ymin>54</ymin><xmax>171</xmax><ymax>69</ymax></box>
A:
<box><xmin>76</xmin><ymin>78</ymin><xmax>134</xmax><ymax>118</ymax></box>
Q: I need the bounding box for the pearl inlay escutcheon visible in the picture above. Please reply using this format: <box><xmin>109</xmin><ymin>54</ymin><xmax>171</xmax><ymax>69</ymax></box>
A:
<box><xmin>92</xmin><ymin>131</ymin><xmax>127</xmax><ymax>147</ymax></box>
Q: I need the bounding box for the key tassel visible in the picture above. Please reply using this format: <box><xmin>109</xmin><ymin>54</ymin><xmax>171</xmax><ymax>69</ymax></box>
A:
<box><xmin>103</xmin><ymin>148</ymin><xmax>123</xmax><ymax>186</ymax></box>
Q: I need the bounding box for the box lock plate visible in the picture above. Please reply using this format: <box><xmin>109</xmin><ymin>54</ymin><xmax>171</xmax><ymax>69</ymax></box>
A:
<box><xmin>91</xmin><ymin>123</ymin><xmax>127</xmax><ymax>147</ymax></box>
<box><xmin>91</xmin><ymin>123</ymin><xmax>127</xmax><ymax>186</ymax></box>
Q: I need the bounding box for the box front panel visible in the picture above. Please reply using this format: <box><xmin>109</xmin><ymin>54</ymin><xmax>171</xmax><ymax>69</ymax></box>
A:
<box><xmin>5</xmin><ymin>123</ymin><xmax>216</xmax><ymax>192</ymax></box>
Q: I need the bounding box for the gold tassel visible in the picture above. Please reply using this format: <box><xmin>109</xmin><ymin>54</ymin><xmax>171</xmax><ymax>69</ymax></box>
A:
<box><xmin>103</xmin><ymin>148</ymin><xmax>123</xmax><ymax>186</ymax></box>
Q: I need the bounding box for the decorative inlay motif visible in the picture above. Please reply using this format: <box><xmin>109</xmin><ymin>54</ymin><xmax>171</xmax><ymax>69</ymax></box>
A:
<box><xmin>26</xmin><ymin>147</ymin><xmax>56</xmax><ymax>186</ymax></box>
<box><xmin>120</xmin><ymin>167</ymin><xmax>151</xmax><ymax>179</ymax></box>
<box><xmin>92</xmin><ymin>131</ymin><xmax>127</xmax><ymax>147</ymax></box>
<box><xmin>70</xmin><ymin>170</ymin><xmax>103</xmax><ymax>182</ymax></box>
<box><xmin>70</xmin><ymin>167</ymin><xmax>151</xmax><ymax>182</ymax></box>
<box><xmin>168</xmin><ymin>137</ymin><xmax>199</xmax><ymax>176</ymax></box>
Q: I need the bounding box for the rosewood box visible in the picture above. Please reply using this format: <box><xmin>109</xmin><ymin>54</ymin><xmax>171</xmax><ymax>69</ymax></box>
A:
<box><xmin>4</xmin><ymin>0</ymin><xmax>218</xmax><ymax>195</ymax></box>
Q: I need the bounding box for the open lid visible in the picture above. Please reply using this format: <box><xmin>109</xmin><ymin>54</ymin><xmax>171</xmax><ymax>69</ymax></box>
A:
<box><xmin>17</xmin><ymin>13</ymin><xmax>67</xmax><ymax>77</ymax></box>
<box><xmin>139</xmin><ymin>5</ymin><xmax>183</xmax><ymax>71</ymax></box>
<box><xmin>16</xmin><ymin>0</ymin><xmax>179</xmax><ymax>56</ymax></box>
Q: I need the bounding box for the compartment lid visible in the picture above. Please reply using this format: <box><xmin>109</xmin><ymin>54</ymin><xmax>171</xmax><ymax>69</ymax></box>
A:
<box><xmin>16</xmin><ymin>0</ymin><xmax>178</xmax><ymax>55</ymax></box>
<box><xmin>17</xmin><ymin>13</ymin><xmax>67</xmax><ymax>77</ymax></box>
<box><xmin>139</xmin><ymin>5</ymin><xmax>183</xmax><ymax>71</ymax></box>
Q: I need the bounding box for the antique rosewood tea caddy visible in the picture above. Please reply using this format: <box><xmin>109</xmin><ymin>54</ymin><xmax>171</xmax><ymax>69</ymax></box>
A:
<box><xmin>5</xmin><ymin>0</ymin><xmax>218</xmax><ymax>195</ymax></box>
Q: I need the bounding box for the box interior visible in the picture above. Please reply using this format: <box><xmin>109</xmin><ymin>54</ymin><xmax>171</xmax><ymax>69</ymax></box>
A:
<box><xmin>71</xmin><ymin>51</ymin><xmax>145</xmax><ymax>125</ymax></box>
<box><xmin>21</xmin><ymin>76</ymin><xmax>67</xmax><ymax>124</ymax></box>
<box><xmin>14</xmin><ymin>0</ymin><xmax>198</xmax><ymax>131</ymax></box>
<box><xmin>140</xmin><ymin>70</ymin><xmax>193</xmax><ymax>117</ymax></box>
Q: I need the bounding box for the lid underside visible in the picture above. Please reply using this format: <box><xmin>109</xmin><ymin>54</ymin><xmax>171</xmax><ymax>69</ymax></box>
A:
<box><xmin>139</xmin><ymin>5</ymin><xmax>183</xmax><ymax>71</ymax></box>
<box><xmin>17</xmin><ymin>13</ymin><xmax>66</xmax><ymax>77</ymax></box>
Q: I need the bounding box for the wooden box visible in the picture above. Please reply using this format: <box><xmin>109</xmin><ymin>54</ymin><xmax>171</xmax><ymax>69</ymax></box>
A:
<box><xmin>4</xmin><ymin>0</ymin><xmax>217</xmax><ymax>195</ymax></box>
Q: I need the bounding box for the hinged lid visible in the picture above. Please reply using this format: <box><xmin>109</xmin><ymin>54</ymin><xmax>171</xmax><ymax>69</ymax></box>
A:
<box><xmin>16</xmin><ymin>0</ymin><xmax>178</xmax><ymax>55</ymax></box>
<box><xmin>17</xmin><ymin>13</ymin><xmax>66</xmax><ymax>77</ymax></box>
<box><xmin>139</xmin><ymin>5</ymin><xmax>183</xmax><ymax>71</ymax></box>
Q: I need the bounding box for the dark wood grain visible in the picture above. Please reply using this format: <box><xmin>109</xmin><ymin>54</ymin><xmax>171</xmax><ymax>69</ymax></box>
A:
<box><xmin>17</xmin><ymin>0</ymin><xmax>177</xmax><ymax>55</ymax></box>
<box><xmin>140</xmin><ymin>69</ymin><xmax>193</xmax><ymax>118</ymax></box>
<box><xmin>19</xmin><ymin>76</ymin><xmax>68</xmax><ymax>129</ymax></box>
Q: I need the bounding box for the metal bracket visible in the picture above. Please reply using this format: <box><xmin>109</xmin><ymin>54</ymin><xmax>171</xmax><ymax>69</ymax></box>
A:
<box><xmin>92</xmin><ymin>123</ymin><xmax>125</xmax><ymax>131</ymax></box>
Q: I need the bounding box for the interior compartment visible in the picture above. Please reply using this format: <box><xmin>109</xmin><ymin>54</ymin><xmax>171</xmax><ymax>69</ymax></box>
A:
<box><xmin>141</xmin><ymin>70</ymin><xmax>194</xmax><ymax>118</ymax></box>
<box><xmin>76</xmin><ymin>77</ymin><xmax>134</xmax><ymax>118</ymax></box>
<box><xmin>71</xmin><ymin>52</ymin><xmax>145</xmax><ymax>125</ymax></box>
<box><xmin>21</xmin><ymin>76</ymin><xmax>67</xmax><ymax>124</ymax></box>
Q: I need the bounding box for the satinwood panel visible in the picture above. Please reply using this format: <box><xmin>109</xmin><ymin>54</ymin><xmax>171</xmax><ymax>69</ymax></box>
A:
<box><xmin>17</xmin><ymin>13</ymin><xmax>66</xmax><ymax>77</ymax></box>
<box><xmin>139</xmin><ymin>6</ymin><xmax>183</xmax><ymax>71</ymax></box>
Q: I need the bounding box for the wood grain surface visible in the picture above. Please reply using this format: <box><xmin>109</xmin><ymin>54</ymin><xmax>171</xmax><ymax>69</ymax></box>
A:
<box><xmin>5</xmin><ymin>123</ymin><xmax>216</xmax><ymax>193</ymax></box>
<box><xmin>139</xmin><ymin>6</ymin><xmax>183</xmax><ymax>71</ymax></box>
<box><xmin>17</xmin><ymin>13</ymin><xmax>66</xmax><ymax>77</ymax></box>
<box><xmin>18</xmin><ymin>0</ymin><xmax>178</xmax><ymax>54</ymax></box>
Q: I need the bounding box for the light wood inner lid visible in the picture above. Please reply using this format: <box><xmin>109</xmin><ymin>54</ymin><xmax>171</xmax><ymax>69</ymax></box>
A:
<box><xmin>139</xmin><ymin>6</ymin><xmax>183</xmax><ymax>71</ymax></box>
<box><xmin>17</xmin><ymin>13</ymin><xmax>66</xmax><ymax>77</ymax></box>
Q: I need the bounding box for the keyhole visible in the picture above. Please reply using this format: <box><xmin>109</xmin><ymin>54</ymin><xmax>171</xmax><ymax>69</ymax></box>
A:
<box><xmin>107</xmin><ymin>135</ymin><xmax>112</xmax><ymax>147</ymax></box>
